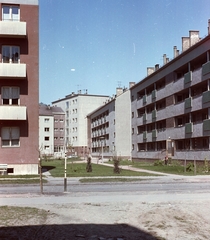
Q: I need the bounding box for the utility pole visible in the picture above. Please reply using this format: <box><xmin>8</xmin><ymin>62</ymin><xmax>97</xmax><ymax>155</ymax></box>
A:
<box><xmin>39</xmin><ymin>157</ymin><xmax>43</xmax><ymax>194</ymax></box>
<box><xmin>64</xmin><ymin>152</ymin><xmax>67</xmax><ymax>192</ymax></box>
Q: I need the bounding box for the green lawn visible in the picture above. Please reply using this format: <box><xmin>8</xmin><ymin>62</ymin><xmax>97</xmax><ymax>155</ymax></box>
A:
<box><xmin>41</xmin><ymin>159</ymin><xmax>158</xmax><ymax>177</ymax></box>
<box><xmin>108</xmin><ymin>159</ymin><xmax>210</xmax><ymax>176</ymax></box>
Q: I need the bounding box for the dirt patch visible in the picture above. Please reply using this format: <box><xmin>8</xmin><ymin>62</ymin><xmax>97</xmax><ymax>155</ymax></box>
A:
<box><xmin>0</xmin><ymin>200</ymin><xmax>210</xmax><ymax>239</ymax></box>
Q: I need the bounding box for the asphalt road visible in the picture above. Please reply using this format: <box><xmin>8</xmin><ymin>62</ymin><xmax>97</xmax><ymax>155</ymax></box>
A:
<box><xmin>1</xmin><ymin>177</ymin><xmax>210</xmax><ymax>195</ymax></box>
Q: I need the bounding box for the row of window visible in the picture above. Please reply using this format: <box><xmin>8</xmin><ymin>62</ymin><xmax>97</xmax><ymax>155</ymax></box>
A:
<box><xmin>66</xmin><ymin>109</ymin><xmax>78</xmax><ymax>117</ymax></box>
<box><xmin>43</xmin><ymin>136</ymin><xmax>64</xmax><ymax>141</ymax></box>
<box><xmin>2</xmin><ymin>46</ymin><xmax>20</xmax><ymax>64</ymax></box>
<box><xmin>1</xmin><ymin>86</ymin><xmax>20</xmax><ymax>105</ymax></box>
<box><xmin>66</xmin><ymin>99</ymin><xmax>77</xmax><ymax>108</ymax></box>
<box><xmin>136</xmin><ymin>137</ymin><xmax>209</xmax><ymax>151</ymax></box>
<box><xmin>2</xmin><ymin>5</ymin><xmax>20</xmax><ymax>21</ymax></box>
<box><xmin>44</xmin><ymin>127</ymin><xmax>64</xmax><ymax>132</ymax></box>
<box><xmin>1</xmin><ymin>127</ymin><xmax>19</xmax><ymax>147</ymax></box>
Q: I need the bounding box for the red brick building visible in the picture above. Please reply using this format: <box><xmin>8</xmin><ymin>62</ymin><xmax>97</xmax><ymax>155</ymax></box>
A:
<box><xmin>0</xmin><ymin>0</ymin><xmax>39</xmax><ymax>174</ymax></box>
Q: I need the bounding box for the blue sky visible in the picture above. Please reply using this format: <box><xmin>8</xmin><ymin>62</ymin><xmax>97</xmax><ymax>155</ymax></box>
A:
<box><xmin>39</xmin><ymin>0</ymin><xmax>210</xmax><ymax>104</ymax></box>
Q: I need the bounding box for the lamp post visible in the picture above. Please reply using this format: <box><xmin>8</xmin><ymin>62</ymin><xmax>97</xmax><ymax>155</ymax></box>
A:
<box><xmin>64</xmin><ymin>152</ymin><xmax>67</xmax><ymax>192</ymax></box>
<box><xmin>100</xmin><ymin>137</ymin><xmax>105</xmax><ymax>163</ymax></box>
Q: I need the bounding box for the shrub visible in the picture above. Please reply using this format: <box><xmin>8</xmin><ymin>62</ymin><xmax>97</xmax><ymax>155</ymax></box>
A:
<box><xmin>154</xmin><ymin>160</ymin><xmax>164</xmax><ymax>166</ymax></box>
<box><xmin>113</xmin><ymin>156</ymin><xmax>121</xmax><ymax>174</ymax></box>
<box><xmin>86</xmin><ymin>156</ymin><xmax>92</xmax><ymax>172</ymax></box>
<box><xmin>186</xmin><ymin>162</ymin><xmax>194</xmax><ymax>172</ymax></box>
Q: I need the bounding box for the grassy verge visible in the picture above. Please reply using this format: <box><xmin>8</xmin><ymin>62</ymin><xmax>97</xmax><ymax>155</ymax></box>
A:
<box><xmin>0</xmin><ymin>175</ymin><xmax>47</xmax><ymax>184</ymax></box>
<box><xmin>79</xmin><ymin>178</ymin><xmax>154</xmax><ymax>183</ymax></box>
<box><xmin>42</xmin><ymin>160</ymin><xmax>159</xmax><ymax>177</ymax></box>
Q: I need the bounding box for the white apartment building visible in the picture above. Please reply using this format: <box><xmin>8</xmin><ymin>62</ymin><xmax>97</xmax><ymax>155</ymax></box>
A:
<box><xmin>87</xmin><ymin>85</ymin><xmax>133</xmax><ymax>160</ymax></box>
<box><xmin>39</xmin><ymin>104</ymin><xmax>65</xmax><ymax>158</ymax></box>
<box><xmin>52</xmin><ymin>91</ymin><xmax>109</xmax><ymax>157</ymax></box>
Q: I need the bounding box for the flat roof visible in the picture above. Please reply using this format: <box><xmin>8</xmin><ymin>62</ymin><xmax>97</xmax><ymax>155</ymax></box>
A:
<box><xmin>0</xmin><ymin>0</ymin><xmax>38</xmax><ymax>5</ymax></box>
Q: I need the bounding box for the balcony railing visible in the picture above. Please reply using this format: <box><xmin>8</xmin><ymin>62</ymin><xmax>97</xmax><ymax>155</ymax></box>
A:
<box><xmin>0</xmin><ymin>63</ymin><xmax>26</xmax><ymax>78</ymax></box>
<box><xmin>0</xmin><ymin>105</ymin><xmax>27</xmax><ymax>120</ymax></box>
<box><xmin>0</xmin><ymin>21</ymin><xmax>26</xmax><ymax>37</ymax></box>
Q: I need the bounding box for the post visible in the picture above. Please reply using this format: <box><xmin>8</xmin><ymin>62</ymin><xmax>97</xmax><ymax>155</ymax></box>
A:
<box><xmin>64</xmin><ymin>153</ymin><xmax>67</xmax><ymax>192</ymax></box>
<box><xmin>194</xmin><ymin>158</ymin><xmax>197</xmax><ymax>175</ymax></box>
<box><xmin>101</xmin><ymin>141</ymin><xmax>104</xmax><ymax>163</ymax></box>
<box><xmin>39</xmin><ymin>158</ymin><xmax>43</xmax><ymax>194</ymax></box>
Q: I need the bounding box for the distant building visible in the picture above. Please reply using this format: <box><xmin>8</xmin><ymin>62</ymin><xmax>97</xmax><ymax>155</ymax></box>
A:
<box><xmin>52</xmin><ymin>91</ymin><xmax>109</xmax><ymax>157</ymax></box>
<box><xmin>0</xmin><ymin>0</ymin><xmax>39</xmax><ymax>174</ymax></box>
<box><xmin>131</xmin><ymin>21</ymin><xmax>210</xmax><ymax>161</ymax></box>
<box><xmin>87</xmin><ymin>85</ymin><xmax>134</xmax><ymax>160</ymax></box>
<box><xmin>39</xmin><ymin>104</ymin><xmax>65</xmax><ymax>158</ymax></box>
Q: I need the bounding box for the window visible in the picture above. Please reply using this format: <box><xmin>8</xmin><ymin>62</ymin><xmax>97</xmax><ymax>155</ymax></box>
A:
<box><xmin>1</xmin><ymin>87</ymin><xmax>19</xmax><ymax>105</ymax></box>
<box><xmin>44</xmin><ymin>128</ymin><xmax>49</xmax><ymax>132</ymax></box>
<box><xmin>2</xmin><ymin>5</ymin><xmax>20</xmax><ymax>21</ymax></box>
<box><xmin>2</xmin><ymin>46</ymin><xmax>20</xmax><ymax>63</ymax></box>
<box><xmin>44</xmin><ymin>118</ymin><xmax>49</xmax><ymax>123</ymax></box>
<box><xmin>45</xmin><ymin>136</ymin><xmax>49</xmax><ymax>141</ymax></box>
<box><xmin>1</xmin><ymin>127</ymin><xmax>20</xmax><ymax>147</ymax></box>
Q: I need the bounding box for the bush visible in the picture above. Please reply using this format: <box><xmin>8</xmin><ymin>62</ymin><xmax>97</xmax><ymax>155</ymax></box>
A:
<box><xmin>113</xmin><ymin>156</ymin><xmax>121</xmax><ymax>174</ymax></box>
<box><xmin>86</xmin><ymin>156</ymin><xmax>92</xmax><ymax>172</ymax></box>
<box><xmin>154</xmin><ymin>160</ymin><xmax>164</xmax><ymax>166</ymax></box>
<box><xmin>186</xmin><ymin>162</ymin><xmax>194</xmax><ymax>172</ymax></box>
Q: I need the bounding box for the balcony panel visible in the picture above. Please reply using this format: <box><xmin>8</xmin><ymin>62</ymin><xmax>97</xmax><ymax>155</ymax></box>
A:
<box><xmin>202</xmin><ymin>61</ymin><xmax>210</xmax><ymax>76</ymax></box>
<box><xmin>0</xmin><ymin>63</ymin><xmax>26</xmax><ymax>78</ymax></box>
<box><xmin>0</xmin><ymin>106</ymin><xmax>27</xmax><ymax>120</ymax></box>
<box><xmin>0</xmin><ymin>21</ymin><xmax>26</xmax><ymax>37</ymax></box>
<box><xmin>184</xmin><ymin>71</ymin><xmax>192</xmax><ymax>84</ymax></box>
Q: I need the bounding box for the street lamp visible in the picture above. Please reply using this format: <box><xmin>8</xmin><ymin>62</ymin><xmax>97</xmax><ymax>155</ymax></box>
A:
<box><xmin>100</xmin><ymin>137</ymin><xmax>105</xmax><ymax>163</ymax></box>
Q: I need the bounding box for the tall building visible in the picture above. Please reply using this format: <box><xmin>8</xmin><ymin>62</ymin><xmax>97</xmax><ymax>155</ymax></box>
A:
<box><xmin>0</xmin><ymin>0</ymin><xmax>39</xmax><ymax>174</ymax></box>
<box><xmin>131</xmin><ymin>21</ymin><xmax>210</xmax><ymax>161</ymax></box>
<box><xmin>87</xmin><ymin>85</ymin><xmax>133</xmax><ymax>160</ymax></box>
<box><xmin>52</xmin><ymin>91</ymin><xmax>109</xmax><ymax>157</ymax></box>
<box><xmin>39</xmin><ymin>104</ymin><xmax>65</xmax><ymax>158</ymax></box>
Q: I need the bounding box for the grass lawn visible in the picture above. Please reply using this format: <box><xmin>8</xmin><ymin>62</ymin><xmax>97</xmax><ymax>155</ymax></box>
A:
<box><xmin>108</xmin><ymin>159</ymin><xmax>210</xmax><ymax>176</ymax></box>
<box><xmin>41</xmin><ymin>159</ymin><xmax>159</xmax><ymax>177</ymax></box>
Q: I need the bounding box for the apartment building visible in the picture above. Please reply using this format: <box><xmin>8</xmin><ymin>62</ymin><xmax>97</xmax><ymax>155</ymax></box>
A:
<box><xmin>87</xmin><ymin>86</ymin><xmax>133</xmax><ymax>160</ymax></box>
<box><xmin>0</xmin><ymin>0</ymin><xmax>39</xmax><ymax>174</ymax></box>
<box><xmin>131</xmin><ymin>20</ymin><xmax>210</xmax><ymax>161</ymax></box>
<box><xmin>39</xmin><ymin>104</ymin><xmax>65</xmax><ymax>158</ymax></box>
<box><xmin>52</xmin><ymin>91</ymin><xmax>109</xmax><ymax>157</ymax></box>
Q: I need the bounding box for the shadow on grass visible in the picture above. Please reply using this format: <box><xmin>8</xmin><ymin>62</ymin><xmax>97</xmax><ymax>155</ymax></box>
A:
<box><xmin>42</xmin><ymin>166</ymin><xmax>55</xmax><ymax>173</ymax></box>
<box><xmin>0</xmin><ymin>223</ymin><xmax>161</xmax><ymax>240</ymax></box>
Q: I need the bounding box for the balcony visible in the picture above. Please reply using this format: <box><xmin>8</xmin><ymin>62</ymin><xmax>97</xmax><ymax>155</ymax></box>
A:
<box><xmin>0</xmin><ymin>63</ymin><xmax>26</xmax><ymax>78</ymax></box>
<box><xmin>0</xmin><ymin>105</ymin><xmax>27</xmax><ymax>120</ymax></box>
<box><xmin>0</xmin><ymin>21</ymin><xmax>26</xmax><ymax>37</ymax></box>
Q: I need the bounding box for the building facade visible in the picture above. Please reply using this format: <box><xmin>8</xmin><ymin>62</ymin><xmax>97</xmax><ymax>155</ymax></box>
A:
<box><xmin>0</xmin><ymin>0</ymin><xmax>39</xmax><ymax>174</ymax></box>
<box><xmin>87</xmin><ymin>86</ymin><xmax>133</xmax><ymax>160</ymax></box>
<box><xmin>39</xmin><ymin>104</ymin><xmax>65</xmax><ymax>159</ymax></box>
<box><xmin>131</xmin><ymin>22</ymin><xmax>210</xmax><ymax>161</ymax></box>
<box><xmin>52</xmin><ymin>91</ymin><xmax>109</xmax><ymax>157</ymax></box>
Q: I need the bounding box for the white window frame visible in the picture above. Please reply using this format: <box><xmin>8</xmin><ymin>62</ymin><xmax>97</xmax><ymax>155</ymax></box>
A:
<box><xmin>2</xmin><ymin>46</ymin><xmax>20</xmax><ymax>63</ymax></box>
<box><xmin>1</xmin><ymin>86</ymin><xmax>20</xmax><ymax>105</ymax></box>
<box><xmin>1</xmin><ymin>127</ymin><xmax>20</xmax><ymax>147</ymax></box>
<box><xmin>2</xmin><ymin>5</ymin><xmax>20</xmax><ymax>21</ymax></box>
